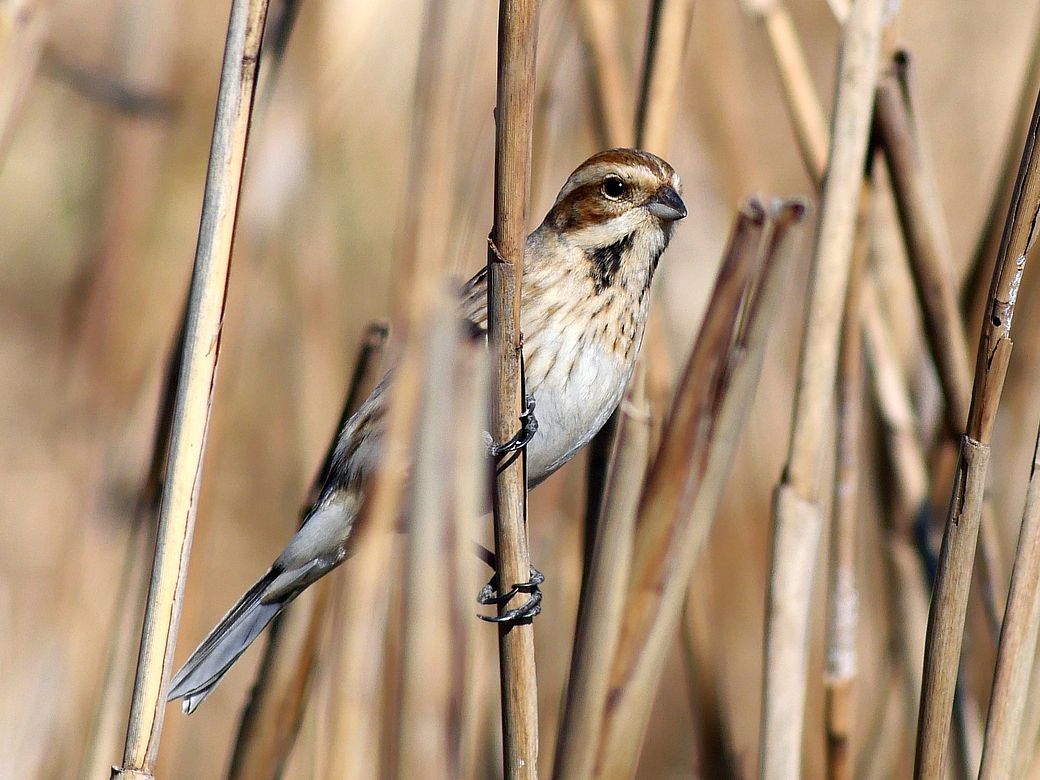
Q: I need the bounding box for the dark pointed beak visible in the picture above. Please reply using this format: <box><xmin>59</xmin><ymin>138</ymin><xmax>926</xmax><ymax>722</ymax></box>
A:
<box><xmin>647</xmin><ymin>185</ymin><xmax>687</xmax><ymax>221</ymax></box>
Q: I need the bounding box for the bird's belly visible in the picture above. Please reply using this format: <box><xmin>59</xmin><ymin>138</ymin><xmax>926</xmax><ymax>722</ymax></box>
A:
<box><xmin>526</xmin><ymin>344</ymin><xmax>631</xmax><ymax>484</ymax></box>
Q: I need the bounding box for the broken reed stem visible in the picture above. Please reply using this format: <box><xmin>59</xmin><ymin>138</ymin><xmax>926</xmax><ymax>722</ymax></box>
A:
<box><xmin>554</xmin><ymin>370</ymin><xmax>651</xmax><ymax>780</ymax></box>
<box><xmin>226</xmin><ymin>323</ymin><xmax>387</xmax><ymax>780</ymax></box>
<box><xmin>594</xmin><ymin>200</ymin><xmax>766</xmax><ymax>777</ymax></box>
<box><xmin>825</xmin><ymin>179</ymin><xmax>870</xmax><ymax>780</ymax></box>
<box><xmin>571</xmin><ymin>0</ymin><xmax>633</xmax><ymax>147</ymax></box>
<box><xmin>914</xmin><ymin>84</ymin><xmax>1040</xmax><ymax>780</ymax></box>
<box><xmin>634</xmin><ymin>0</ymin><xmax>694</xmax><ymax>154</ymax></box>
<box><xmin>488</xmin><ymin>2</ymin><xmax>540</xmax><ymax>777</ymax></box>
<box><xmin>595</xmin><ymin>201</ymin><xmax>807</xmax><ymax>778</ymax></box>
<box><xmin>0</xmin><ymin>0</ymin><xmax>48</xmax><ymax>166</ymax></box>
<box><xmin>396</xmin><ymin>294</ymin><xmax>463</xmax><ymax>779</ymax></box>
<box><xmin>761</xmin><ymin>1</ymin><xmax>885</xmax><ymax>776</ymax></box>
<box><xmin>112</xmin><ymin>1</ymin><xmax>270</xmax><ymax>775</ymax></box>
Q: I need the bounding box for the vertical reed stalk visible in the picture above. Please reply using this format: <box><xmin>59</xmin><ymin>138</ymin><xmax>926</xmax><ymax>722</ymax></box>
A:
<box><xmin>824</xmin><ymin>179</ymin><xmax>869</xmax><ymax>780</ymax></box>
<box><xmin>396</xmin><ymin>293</ymin><xmax>464</xmax><ymax>779</ymax></box>
<box><xmin>914</xmin><ymin>84</ymin><xmax>1040</xmax><ymax>780</ymax></box>
<box><xmin>111</xmin><ymin>0</ymin><xmax>270</xmax><ymax>775</ymax></box>
<box><xmin>571</xmin><ymin>0</ymin><xmax>633</xmax><ymax>147</ymax></box>
<box><xmin>761</xmin><ymin>1</ymin><xmax>885</xmax><ymax>776</ymax></box>
<box><xmin>488</xmin><ymin>2</ymin><xmax>540</xmax><ymax>776</ymax></box>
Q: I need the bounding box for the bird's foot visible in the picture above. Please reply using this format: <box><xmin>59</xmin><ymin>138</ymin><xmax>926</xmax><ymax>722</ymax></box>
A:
<box><xmin>477</xmin><ymin>566</ymin><xmax>544</xmax><ymax>624</ymax></box>
<box><xmin>485</xmin><ymin>395</ymin><xmax>538</xmax><ymax>457</ymax></box>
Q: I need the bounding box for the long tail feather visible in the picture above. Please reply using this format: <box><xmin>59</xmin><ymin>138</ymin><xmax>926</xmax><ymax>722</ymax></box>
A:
<box><xmin>167</xmin><ymin>570</ymin><xmax>284</xmax><ymax>714</ymax></box>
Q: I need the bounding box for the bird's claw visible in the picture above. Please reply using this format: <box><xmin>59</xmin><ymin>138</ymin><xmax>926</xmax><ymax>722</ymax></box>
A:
<box><xmin>477</xmin><ymin>566</ymin><xmax>544</xmax><ymax>624</ymax></box>
<box><xmin>487</xmin><ymin>396</ymin><xmax>538</xmax><ymax>457</ymax></box>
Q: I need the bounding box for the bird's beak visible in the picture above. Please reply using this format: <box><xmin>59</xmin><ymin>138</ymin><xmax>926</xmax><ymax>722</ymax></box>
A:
<box><xmin>646</xmin><ymin>185</ymin><xmax>687</xmax><ymax>221</ymax></box>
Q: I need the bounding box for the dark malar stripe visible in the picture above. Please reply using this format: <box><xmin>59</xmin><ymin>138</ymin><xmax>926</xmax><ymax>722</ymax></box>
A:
<box><xmin>589</xmin><ymin>232</ymin><xmax>635</xmax><ymax>293</ymax></box>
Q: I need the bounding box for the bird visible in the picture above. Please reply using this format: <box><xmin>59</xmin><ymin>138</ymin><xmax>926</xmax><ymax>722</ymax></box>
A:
<box><xmin>167</xmin><ymin>148</ymin><xmax>687</xmax><ymax>714</ymax></box>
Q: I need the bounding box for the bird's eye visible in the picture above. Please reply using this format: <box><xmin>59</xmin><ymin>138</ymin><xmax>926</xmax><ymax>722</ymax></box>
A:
<box><xmin>602</xmin><ymin>175</ymin><xmax>626</xmax><ymax>200</ymax></box>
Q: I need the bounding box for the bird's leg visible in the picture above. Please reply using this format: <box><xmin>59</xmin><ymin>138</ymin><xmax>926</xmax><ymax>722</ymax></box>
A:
<box><xmin>474</xmin><ymin>542</ymin><xmax>545</xmax><ymax>623</ymax></box>
<box><xmin>486</xmin><ymin>395</ymin><xmax>538</xmax><ymax>457</ymax></box>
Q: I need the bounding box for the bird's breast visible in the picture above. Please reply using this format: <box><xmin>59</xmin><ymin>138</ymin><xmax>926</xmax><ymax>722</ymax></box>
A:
<box><xmin>523</xmin><ymin>326</ymin><xmax>635</xmax><ymax>484</ymax></box>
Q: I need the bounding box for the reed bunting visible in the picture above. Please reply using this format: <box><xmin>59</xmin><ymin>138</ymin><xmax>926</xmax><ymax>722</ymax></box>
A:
<box><xmin>169</xmin><ymin>148</ymin><xmax>686</xmax><ymax>713</ymax></box>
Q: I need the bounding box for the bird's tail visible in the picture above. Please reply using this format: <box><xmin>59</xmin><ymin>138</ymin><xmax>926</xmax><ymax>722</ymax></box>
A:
<box><xmin>167</xmin><ymin>569</ymin><xmax>284</xmax><ymax>714</ymax></box>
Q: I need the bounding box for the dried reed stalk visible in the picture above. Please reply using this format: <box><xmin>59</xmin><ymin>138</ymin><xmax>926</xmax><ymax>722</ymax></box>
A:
<box><xmin>226</xmin><ymin>324</ymin><xmax>387</xmax><ymax>780</ymax></box>
<box><xmin>111</xmin><ymin>0</ymin><xmax>270</xmax><ymax>775</ymax></box>
<box><xmin>914</xmin><ymin>84</ymin><xmax>1040</xmax><ymax>780</ymax></box>
<box><xmin>488</xmin><ymin>2</ymin><xmax>540</xmax><ymax>776</ymax></box>
<box><xmin>824</xmin><ymin>179</ymin><xmax>870</xmax><ymax>780</ymax></box>
<box><xmin>396</xmin><ymin>293</ymin><xmax>464</xmax><ymax>779</ymax></box>
<box><xmin>760</xmin><ymin>1</ymin><xmax>885</xmax><ymax>776</ymax></box>
<box><xmin>554</xmin><ymin>369</ymin><xmax>651</xmax><ymax>780</ymax></box>
<box><xmin>0</xmin><ymin>0</ymin><xmax>47</xmax><ymax>166</ymax></box>
<box><xmin>594</xmin><ymin>200</ymin><xmax>766</xmax><ymax>776</ymax></box>
<box><xmin>595</xmin><ymin>201</ymin><xmax>808</xmax><ymax>778</ymax></box>
<box><xmin>452</xmin><ymin>341</ymin><xmax>491</xmax><ymax>780</ymax></box>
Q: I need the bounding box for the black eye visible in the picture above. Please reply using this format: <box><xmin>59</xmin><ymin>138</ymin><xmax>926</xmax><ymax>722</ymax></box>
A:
<box><xmin>602</xmin><ymin>175</ymin><xmax>626</xmax><ymax>200</ymax></box>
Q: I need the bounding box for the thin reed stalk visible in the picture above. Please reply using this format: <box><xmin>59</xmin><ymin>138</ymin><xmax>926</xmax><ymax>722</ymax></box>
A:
<box><xmin>914</xmin><ymin>84</ymin><xmax>1040</xmax><ymax>780</ymax></box>
<box><xmin>111</xmin><ymin>0</ymin><xmax>270</xmax><ymax>775</ymax></box>
<box><xmin>396</xmin><ymin>292</ymin><xmax>464</xmax><ymax>779</ymax></box>
<box><xmin>487</xmin><ymin>2</ymin><xmax>541</xmax><ymax>777</ymax></box>
<box><xmin>595</xmin><ymin>201</ymin><xmax>808</xmax><ymax>778</ymax></box>
<box><xmin>760</xmin><ymin>1</ymin><xmax>885</xmax><ymax>776</ymax></box>
<box><xmin>226</xmin><ymin>324</ymin><xmax>387</xmax><ymax>780</ymax></box>
<box><xmin>824</xmin><ymin>179</ymin><xmax>870</xmax><ymax>780</ymax></box>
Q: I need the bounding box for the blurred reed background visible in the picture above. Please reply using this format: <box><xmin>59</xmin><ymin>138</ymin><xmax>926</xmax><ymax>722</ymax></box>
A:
<box><xmin>4</xmin><ymin>0</ymin><xmax>1040</xmax><ymax>777</ymax></box>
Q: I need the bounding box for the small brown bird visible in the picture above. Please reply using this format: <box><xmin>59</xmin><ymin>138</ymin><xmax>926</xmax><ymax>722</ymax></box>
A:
<box><xmin>168</xmin><ymin>148</ymin><xmax>686</xmax><ymax>713</ymax></box>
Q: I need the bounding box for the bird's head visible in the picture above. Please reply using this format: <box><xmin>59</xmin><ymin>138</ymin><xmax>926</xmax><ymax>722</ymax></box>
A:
<box><xmin>545</xmin><ymin>148</ymin><xmax>685</xmax><ymax>242</ymax></box>
<box><xmin>542</xmin><ymin>149</ymin><xmax>685</xmax><ymax>289</ymax></box>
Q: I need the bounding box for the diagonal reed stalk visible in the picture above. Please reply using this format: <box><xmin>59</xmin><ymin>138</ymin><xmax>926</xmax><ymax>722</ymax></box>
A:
<box><xmin>225</xmin><ymin>323</ymin><xmax>387</xmax><ymax>780</ymax></box>
<box><xmin>760</xmin><ymin>1</ymin><xmax>885</xmax><ymax>776</ymax></box>
<box><xmin>593</xmin><ymin>200</ymin><xmax>808</xmax><ymax>779</ymax></box>
<box><xmin>914</xmin><ymin>83</ymin><xmax>1040</xmax><ymax>780</ymax></box>
<box><xmin>487</xmin><ymin>1</ymin><xmax>540</xmax><ymax>777</ymax></box>
<box><xmin>111</xmin><ymin>0</ymin><xmax>271</xmax><ymax>776</ymax></box>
